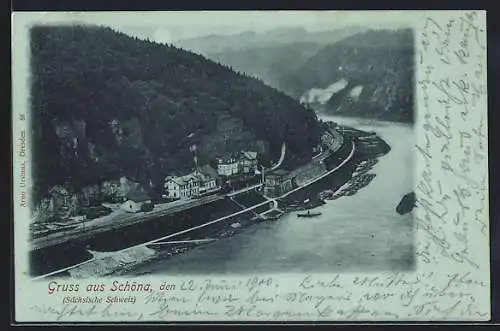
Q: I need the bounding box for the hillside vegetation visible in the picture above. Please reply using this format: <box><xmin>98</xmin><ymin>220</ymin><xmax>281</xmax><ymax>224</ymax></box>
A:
<box><xmin>208</xmin><ymin>42</ymin><xmax>325</xmax><ymax>92</ymax></box>
<box><xmin>280</xmin><ymin>29</ymin><xmax>415</xmax><ymax>123</ymax></box>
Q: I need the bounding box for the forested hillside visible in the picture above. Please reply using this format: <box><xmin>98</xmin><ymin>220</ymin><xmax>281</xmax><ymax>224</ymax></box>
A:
<box><xmin>30</xmin><ymin>25</ymin><xmax>321</xmax><ymax>202</ymax></box>
<box><xmin>279</xmin><ymin>29</ymin><xmax>415</xmax><ymax>123</ymax></box>
<box><xmin>208</xmin><ymin>42</ymin><xmax>325</xmax><ymax>92</ymax></box>
<box><xmin>175</xmin><ymin>27</ymin><xmax>367</xmax><ymax>96</ymax></box>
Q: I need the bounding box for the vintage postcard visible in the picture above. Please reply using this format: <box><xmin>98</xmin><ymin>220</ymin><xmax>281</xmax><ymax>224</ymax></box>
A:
<box><xmin>12</xmin><ymin>10</ymin><xmax>489</xmax><ymax>323</ymax></box>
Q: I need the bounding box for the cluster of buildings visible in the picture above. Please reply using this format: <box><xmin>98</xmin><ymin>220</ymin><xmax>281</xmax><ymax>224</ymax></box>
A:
<box><xmin>216</xmin><ymin>151</ymin><xmax>258</xmax><ymax>177</ymax></box>
<box><xmin>164</xmin><ymin>151</ymin><xmax>259</xmax><ymax>200</ymax></box>
<box><xmin>164</xmin><ymin>165</ymin><xmax>219</xmax><ymax>200</ymax></box>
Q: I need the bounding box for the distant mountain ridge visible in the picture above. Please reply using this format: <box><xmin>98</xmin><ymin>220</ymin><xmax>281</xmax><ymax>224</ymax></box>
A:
<box><xmin>207</xmin><ymin>42</ymin><xmax>325</xmax><ymax>90</ymax></box>
<box><xmin>175</xmin><ymin>27</ymin><xmax>415</xmax><ymax>123</ymax></box>
<box><xmin>173</xmin><ymin>27</ymin><xmax>367</xmax><ymax>55</ymax></box>
<box><xmin>172</xmin><ymin>27</ymin><xmax>367</xmax><ymax>97</ymax></box>
<box><xmin>280</xmin><ymin>28</ymin><xmax>415</xmax><ymax>123</ymax></box>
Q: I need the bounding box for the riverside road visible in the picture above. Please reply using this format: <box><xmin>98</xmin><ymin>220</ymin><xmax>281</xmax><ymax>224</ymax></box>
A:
<box><xmin>132</xmin><ymin>116</ymin><xmax>414</xmax><ymax>275</ymax></box>
<box><xmin>31</xmin><ymin>133</ymin><xmax>355</xmax><ymax>279</ymax></box>
<box><xmin>31</xmin><ymin>117</ymin><xmax>414</xmax><ymax>277</ymax></box>
<box><xmin>30</xmin><ymin>135</ymin><xmax>325</xmax><ymax>253</ymax></box>
<box><xmin>30</xmin><ymin>194</ymin><xmax>222</xmax><ymax>251</ymax></box>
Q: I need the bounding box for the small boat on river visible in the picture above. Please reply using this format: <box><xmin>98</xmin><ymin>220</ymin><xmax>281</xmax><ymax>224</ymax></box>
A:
<box><xmin>297</xmin><ymin>210</ymin><xmax>322</xmax><ymax>218</ymax></box>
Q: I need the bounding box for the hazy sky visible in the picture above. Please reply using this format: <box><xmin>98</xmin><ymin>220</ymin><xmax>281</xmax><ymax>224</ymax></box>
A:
<box><xmin>113</xmin><ymin>11</ymin><xmax>413</xmax><ymax>43</ymax></box>
<box><xmin>16</xmin><ymin>11</ymin><xmax>415</xmax><ymax>43</ymax></box>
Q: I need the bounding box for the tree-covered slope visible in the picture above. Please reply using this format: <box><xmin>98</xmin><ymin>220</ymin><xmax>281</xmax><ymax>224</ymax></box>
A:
<box><xmin>207</xmin><ymin>42</ymin><xmax>325</xmax><ymax>93</ymax></box>
<box><xmin>280</xmin><ymin>29</ymin><xmax>415</xmax><ymax>123</ymax></box>
<box><xmin>30</xmin><ymin>25</ymin><xmax>321</xmax><ymax>201</ymax></box>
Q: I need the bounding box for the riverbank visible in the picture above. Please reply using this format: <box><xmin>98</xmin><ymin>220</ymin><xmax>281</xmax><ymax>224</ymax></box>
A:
<box><xmin>93</xmin><ymin>126</ymin><xmax>392</xmax><ymax>277</ymax></box>
<box><xmin>64</xmin><ymin>209</ymin><xmax>262</xmax><ymax>278</ymax></box>
<box><xmin>127</xmin><ymin>117</ymin><xmax>414</xmax><ymax>275</ymax></box>
<box><xmin>318</xmin><ymin>110</ymin><xmax>414</xmax><ymax>126</ymax></box>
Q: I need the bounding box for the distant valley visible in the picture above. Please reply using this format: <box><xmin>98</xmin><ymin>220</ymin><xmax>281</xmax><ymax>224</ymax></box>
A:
<box><xmin>173</xmin><ymin>27</ymin><xmax>367</xmax><ymax>55</ymax></box>
<box><xmin>173</xmin><ymin>27</ymin><xmax>415</xmax><ymax>124</ymax></box>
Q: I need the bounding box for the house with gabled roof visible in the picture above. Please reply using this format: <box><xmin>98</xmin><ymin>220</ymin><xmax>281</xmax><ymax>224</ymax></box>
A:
<box><xmin>193</xmin><ymin>165</ymin><xmax>220</xmax><ymax>194</ymax></box>
<box><xmin>217</xmin><ymin>151</ymin><xmax>258</xmax><ymax>177</ymax></box>
<box><xmin>165</xmin><ymin>164</ymin><xmax>221</xmax><ymax>200</ymax></box>
<box><xmin>164</xmin><ymin>173</ymin><xmax>201</xmax><ymax>200</ymax></box>
<box><xmin>240</xmin><ymin>151</ymin><xmax>258</xmax><ymax>174</ymax></box>
<box><xmin>217</xmin><ymin>153</ymin><xmax>240</xmax><ymax>177</ymax></box>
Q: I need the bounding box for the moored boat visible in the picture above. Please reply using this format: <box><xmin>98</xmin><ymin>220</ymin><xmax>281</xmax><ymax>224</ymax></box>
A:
<box><xmin>297</xmin><ymin>210</ymin><xmax>322</xmax><ymax>218</ymax></box>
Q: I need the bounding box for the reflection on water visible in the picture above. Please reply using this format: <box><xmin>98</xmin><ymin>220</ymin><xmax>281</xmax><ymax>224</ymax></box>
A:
<box><xmin>132</xmin><ymin>116</ymin><xmax>415</xmax><ymax>275</ymax></box>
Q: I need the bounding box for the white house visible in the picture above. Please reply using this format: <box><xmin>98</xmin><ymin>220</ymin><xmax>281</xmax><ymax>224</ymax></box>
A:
<box><xmin>240</xmin><ymin>151</ymin><xmax>258</xmax><ymax>174</ymax></box>
<box><xmin>165</xmin><ymin>173</ymin><xmax>201</xmax><ymax>200</ymax></box>
<box><xmin>217</xmin><ymin>156</ymin><xmax>240</xmax><ymax>177</ymax></box>
<box><xmin>193</xmin><ymin>165</ymin><xmax>220</xmax><ymax>194</ymax></box>
<box><xmin>217</xmin><ymin>151</ymin><xmax>258</xmax><ymax>177</ymax></box>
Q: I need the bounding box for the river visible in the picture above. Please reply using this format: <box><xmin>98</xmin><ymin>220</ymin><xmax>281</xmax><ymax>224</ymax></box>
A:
<box><xmin>131</xmin><ymin>116</ymin><xmax>415</xmax><ymax>275</ymax></box>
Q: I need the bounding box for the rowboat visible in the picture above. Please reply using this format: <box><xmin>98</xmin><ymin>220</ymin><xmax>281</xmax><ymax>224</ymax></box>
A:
<box><xmin>297</xmin><ymin>210</ymin><xmax>322</xmax><ymax>218</ymax></box>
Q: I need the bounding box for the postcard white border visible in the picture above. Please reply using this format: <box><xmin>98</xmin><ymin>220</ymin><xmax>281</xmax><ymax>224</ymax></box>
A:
<box><xmin>12</xmin><ymin>10</ymin><xmax>490</xmax><ymax>323</ymax></box>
